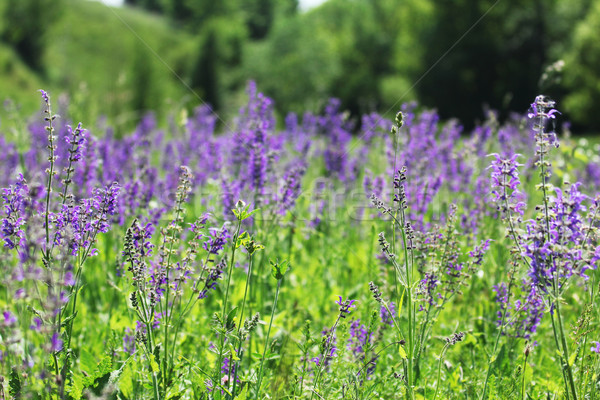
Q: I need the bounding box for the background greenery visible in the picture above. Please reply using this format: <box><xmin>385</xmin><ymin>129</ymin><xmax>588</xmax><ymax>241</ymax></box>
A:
<box><xmin>0</xmin><ymin>0</ymin><xmax>599</xmax><ymax>132</ymax></box>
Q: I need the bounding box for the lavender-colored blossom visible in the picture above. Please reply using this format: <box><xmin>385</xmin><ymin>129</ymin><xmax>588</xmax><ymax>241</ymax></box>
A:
<box><xmin>525</xmin><ymin>183</ymin><xmax>593</xmax><ymax>290</ymax></box>
<box><xmin>3</xmin><ymin>310</ymin><xmax>17</xmax><ymax>326</ymax></box>
<box><xmin>278</xmin><ymin>165</ymin><xmax>305</xmax><ymax>214</ymax></box>
<box><xmin>123</xmin><ymin>328</ymin><xmax>136</xmax><ymax>355</ymax></box>
<box><xmin>203</xmin><ymin>226</ymin><xmax>230</xmax><ymax>255</ymax></box>
<box><xmin>469</xmin><ymin>239</ymin><xmax>492</xmax><ymax>266</ymax></box>
<box><xmin>418</xmin><ymin>272</ymin><xmax>440</xmax><ymax>308</ymax></box>
<box><xmin>348</xmin><ymin>319</ymin><xmax>372</xmax><ymax>360</ymax></box>
<box><xmin>335</xmin><ymin>296</ymin><xmax>356</xmax><ymax>318</ymax></box>
<box><xmin>380</xmin><ymin>301</ymin><xmax>397</xmax><ymax>326</ymax></box>
<box><xmin>51</xmin><ymin>332</ymin><xmax>63</xmax><ymax>352</ymax></box>
<box><xmin>493</xmin><ymin>283</ymin><xmax>510</xmax><ymax>327</ymax></box>
<box><xmin>489</xmin><ymin>153</ymin><xmax>526</xmax><ymax>216</ymax></box>
<box><xmin>198</xmin><ymin>262</ymin><xmax>224</xmax><ymax>300</ymax></box>
<box><xmin>1</xmin><ymin>174</ymin><xmax>29</xmax><ymax>249</ymax></box>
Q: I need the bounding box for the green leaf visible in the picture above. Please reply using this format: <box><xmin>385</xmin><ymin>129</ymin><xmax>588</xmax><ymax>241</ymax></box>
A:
<box><xmin>80</xmin><ymin>349</ymin><xmax>97</xmax><ymax>376</ymax></box>
<box><xmin>235</xmin><ymin>385</ymin><xmax>249</xmax><ymax>400</ymax></box>
<box><xmin>232</xmin><ymin>201</ymin><xmax>260</xmax><ymax>221</ymax></box>
<box><xmin>66</xmin><ymin>372</ymin><xmax>84</xmax><ymax>400</ymax></box>
<box><xmin>270</xmin><ymin>259</ymin><xmax>290</xmax><ymax>280</ymax></box>
<box><xmin>226</xmin><ymin>307</ymin><xmax>238</xmax><ymax>332</ymax></box>
<box><xmin>398</xmin><ymin>345</ymin><xmax>407</xmax><ymax>360</ymax></box>
<box><xmin>119</xmin><ymin>361</ymin><xmax>133</xmax><ymax>398</ymax></box>
<box><xmin>235</xmin><ymin>231</ymin><xmax>250</xmax><ymax>249</ymax></box>
<box><xmin>9</xmin><ymin>368</ymin><xmax>21</xmax><ymax>398</ymax></box>
<box><xmin>61</xmin><ymin>311</ymin><xmax>78</xmax><ymax>328</ymax></box>
<box><xmin>228</xmin><ymin>343</ymin><xmax>240</xmax><ymax>361</ymax></box>
<box><xmin>150</xmin><ymin>353</ymin><xmax>160</xmax><ymax>373</ymax></box>
<box><xmin>568</xmin><ymin>351</ymin><xmax>577</xmax><ymax>367</ymax></box>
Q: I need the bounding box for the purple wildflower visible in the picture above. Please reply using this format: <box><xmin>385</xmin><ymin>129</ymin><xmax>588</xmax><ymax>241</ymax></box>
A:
<box><xmin>488</xmin><ymin>153</ymin><xmax>526</xmax><ymax>216</ymax></box>
<box><xmin>123</xmin><ymin>328</ymin><xmax>136</xmax><ymax>355</ymax></box>
<box><xmin>380</xmin><ymin>301</ymin><xmax>397</xmax><ymax>326</ymax></box>
<box><xmin>51</xmin><ymin>332</ymin><xmax>63</xmax><ymax>352</ymax></box>
<box><xmin>348</xmin><ymin>319</ymin><xmax>371</xmax><ymax>360</ymax></box>
<box><xmin>3</xmin><ymin>310</ymin><xmax>17</xmax><ymax>326</ymax></box>
<box><xmin>335</xmin><ymin>296</ymin><xmax>356</xmax><ymax>318</ymax></box>
<box><xmin>1</xmin><ymin>174</ymin><xmax>29</xmax><ymax>249</ymax></box>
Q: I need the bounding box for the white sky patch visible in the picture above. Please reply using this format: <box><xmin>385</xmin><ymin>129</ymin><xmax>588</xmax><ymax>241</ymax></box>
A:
<box><xmin>96</xmin><ymin>0</ymin><xmax>326</xmax><ymax>11</ymax></box>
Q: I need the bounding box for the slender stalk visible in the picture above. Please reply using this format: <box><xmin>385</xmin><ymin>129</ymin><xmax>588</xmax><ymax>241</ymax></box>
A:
<box><xmin>535</xmin><ymin>109</ymin><xmax>578</xmax><ymax>400</ymax></box>
<box><xmin>231</xmin><ymin>254</ymin><xmax>255</xmax><ymax>397</ymax></box>
<box><xmin>521</xmin><ymin>346</ymin><xmax>530</xmax><ymax>400</ymax></box>
<box><xmin>145</xmin><ymin>323</ymin><xmax>161</xmax><ymax>400</ymax></box>
<box><xmin>432</xmin><ymin>345</ymin><xmax>449</xmax><ymax>400</ymax></box>
<box><xmin>256</xmin><ymin>279</ymin><xmax>281</xmax><ymax>399</ymax></box>
<box><xmin>215</xmin><ymin>217</ymin><xmax>243</xmax><ymax>385</ymax></box>
<box><xmin>398</xmin><ymin>209</ymin><xmax>415</xmax><ymax>399</ymax></box>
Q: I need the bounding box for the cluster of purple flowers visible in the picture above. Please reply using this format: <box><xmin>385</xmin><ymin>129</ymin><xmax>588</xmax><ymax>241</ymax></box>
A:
<box><xmin>1</xmin><ymin>174</ymin><xmax>29</xmax><ymax>249</ymax></box>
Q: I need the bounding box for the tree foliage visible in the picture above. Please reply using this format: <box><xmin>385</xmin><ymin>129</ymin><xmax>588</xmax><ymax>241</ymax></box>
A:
<box><xmin>1</xmin><ymin>0</ymin><xmax>62</xmax><ymax>73</ymax></box>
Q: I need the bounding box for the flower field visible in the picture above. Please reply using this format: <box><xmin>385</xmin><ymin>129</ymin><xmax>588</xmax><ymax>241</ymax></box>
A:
<box><xmin>1</xmin><ymin>85</ymin><xmax>600</xmax><ymax>399</ymax></box>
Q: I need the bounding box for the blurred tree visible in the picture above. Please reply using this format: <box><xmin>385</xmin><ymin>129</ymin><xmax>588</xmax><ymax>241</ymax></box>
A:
<box><xmin>242</xmin><ymin>0</ymin><xmax>275</xmax><ymax>40</ymax></box>
<box><xmin>139</xmin><ymin>0</ymin><xmax>164</xmax><ymax>13</ymax></box>
<box><xmin>130</xmin><ymin>44</ymin><xmax>162</xmax><ymax>115</ymax></box>
<box><xmin>1</xmin><ymin>0</ymin><xmax>61</xmax><ymax>73</ymax></box>
<box><xmin>188</xmin><ymin>16</ymin><xmax>247</xmax><ymax>110</ymax></box>
<box><xmin>168</xmin><ymin>0</ymin><xmax>193</xmax><ymax>22</ymax></box>
<box><xmin>309</xmin><ymin>0</ymin><xmax>396</xmax><ymax>115</ymax></box>
<box><xmin>190</xmin><ymin>27</ymin><xmax>220</xmax><ymax>110</ymax></box>
<box><xmin>244</xmin><ymin>15</ymin><xmax>340</xmax><ymax>113</ymax></box>
<box><xmin>416</xmin><ymin>0</ymin><xmax>550</xmax><ymax>126</ymax></box>
<box><xmin>562</xmin><ymin>0</ymin><xmax>600</xmax><ymax>131</ymax></box>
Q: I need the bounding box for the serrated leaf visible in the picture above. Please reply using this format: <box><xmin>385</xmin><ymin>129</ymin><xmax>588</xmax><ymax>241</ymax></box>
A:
<box><xmin>80</xmin><ymin>349</ymin><xmax>97</xmax><ymax>376</ymax></box>
<box><xmin>9</xmin><ymin>368</ymin><xmax>21</xmax><ymax>398</ymax></box>
<box><xmin>270</xmin><ymin>259</ymin><xmax>289</xmax><ymax>280</ymax></box>
<box><xmin>119</xmin><ymin>361</ymin><xmax>133</xmax><ymax>398</ymax></box>
<box><xmin>66</xmin><ymin>372</ymin><xmax>84</xmax><ymax>400</ymax></box>
<box><xmin>97</xmin><ymin>355</ymin><xmax>113</xmax><ymax>378</ymax></box>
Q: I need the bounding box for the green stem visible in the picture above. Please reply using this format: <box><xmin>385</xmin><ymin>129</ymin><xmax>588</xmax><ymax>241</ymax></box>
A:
<box><xmin>256</xmin><ymin>279</ymin><xmax>281</xmax><ymax>399</ymax></box>
<box><xmin>231</xmin><ymin>254</ymin><xmax>255</xmax><ymax>398</ymax></box>
<box><xmin>555</xmin><ymin>300</ymin><xmax>578</xmax><ymax>400</ymax></box>
<box><xmin>432</xmin><ymin>345</ymin><xmax>449</xmax><ymax>400</ymax></box>
<box><xmin>145</xmin><ymin>324</ymin><xmax>161</xmax><ymax>400</ymax></box>
<box><xmin>521</xmin><ymin>347</ymin><xmax>529</xmax><ymax>400</ymax></box>
<box><xmin>215</xmin><ymin>217</ymin><xmax>243</xmax><ymax>385</ymax></box>
<box><xmin>536</xmin><ymin>113</ymin><xmax>577</xmax><ymax>400</ymax></box>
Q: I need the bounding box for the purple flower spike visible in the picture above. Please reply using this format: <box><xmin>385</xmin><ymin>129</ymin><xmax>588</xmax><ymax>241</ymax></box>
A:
<box><xmin>3</xmin><ymin>310</ymin><xmax>17</xmax><ymax>326</ymax></box>
<box><xmin>591</xmin><ymin>341</ymin><xmax>600</xmax><ymax>354</ymax></box>
<box><xmin>336</xmin><ymin>296</ymin><xmax>356</xmax><ymax>318</ymax></box>
<box><xmin>51</xmin><ymin>332</ymin><xmax>63</xmax><ymax>352</ymax></box>
<box><xmin>39</xmin><ymin>89</ymin><xmax>50</xmax><ymax>104</ymax></box>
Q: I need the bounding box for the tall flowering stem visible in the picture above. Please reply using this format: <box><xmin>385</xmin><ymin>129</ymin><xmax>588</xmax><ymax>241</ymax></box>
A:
<box><xmin>394</xmin><ymin>167</ymin><xmax>417</xmax><ymax>398</ymax></box>
<box><xmin>40</xmin><ymin>89</ymin><xmax>57</xmax><ymax>266</ymax></box>
<box><xmin>255</xmin><ymin>260</ymin><xmax>288</xmax><ymax>398</ymax></box>
<box><xmin>310</xmin><ymin>296</ymin><xmax>356</xmax><ymax>400</ymax></box>
<box><xmin>214</xmin><ymin>200</ymin><xmax>256</xmax><ymax>389</ymax></box>
<box><xmin>481</xmin><ymin>154</ymin><xmax>528</xmax><ymax>399</ymax></box>
<box><xmin>161</xmin><ymin>166</ymin><xmax>193</xmax><ymax>396</ymax></box>
<box><xmin>530</xmin><ymin>96</ymin><xmax>577</xmax><ymax>400</ymax></box>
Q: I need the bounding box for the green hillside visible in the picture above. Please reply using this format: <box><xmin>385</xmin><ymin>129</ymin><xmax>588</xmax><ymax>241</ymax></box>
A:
<box><xmin>1</xmin><ymin>0</ymin><xmax>197</xmax><ymax>130</ymax></box>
